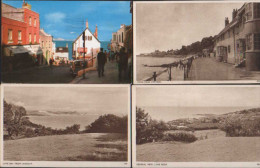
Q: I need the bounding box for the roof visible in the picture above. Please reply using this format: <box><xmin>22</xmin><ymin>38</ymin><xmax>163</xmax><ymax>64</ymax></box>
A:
<box><xmin>39</xmin><ymin>29</ymin><xmax>52</xmax><ymax>37</ymax></box>
<box><xmin>216</xmin><ymin>3</ymin><xmax>246</xmax><ymax>38</ymax></box>
<box><xmin>56</xmin><ymin>47</ymin><xmax>68</xmax><ymax>53</ymax></box>
<box><xmin>73</xmin><ymin>27</ymin><xmax>100</xmax><ymax>44</ymax></box>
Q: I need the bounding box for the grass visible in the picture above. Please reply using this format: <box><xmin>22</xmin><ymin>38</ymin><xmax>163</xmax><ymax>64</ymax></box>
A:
<box><xmin>4</xmin><ymin>133</ymin><xmax>127</xmax><ymax>161</ymax></box>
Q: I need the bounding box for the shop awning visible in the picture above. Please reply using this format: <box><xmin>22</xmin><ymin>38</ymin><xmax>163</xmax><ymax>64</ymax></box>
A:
<box><xmin>4</xmin><ymin>46</ymin><xmax>30</xmax><ymax>56</ymax></box>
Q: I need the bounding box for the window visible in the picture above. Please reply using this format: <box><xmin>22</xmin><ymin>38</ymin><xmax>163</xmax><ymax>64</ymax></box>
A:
<box><xmin>122</xmin><ymin>32</ymin><xmax>124</xmax><ymax>42</ymax></box>
<box><xmin>254</xmin><ymin>3</ymin><xmax>260</xmax><ymax>19</ymax></box>
<box><xmin>8</xmin><ymin>29</ymin><xmax>13</xmax><ymax>42</ymax></box>
<box><xmin>246</xmin><ymin>34</ymin><xmax>253</xmax><ymax>50</ymax></box>
<box><xmin>88</xmin><ymin>36</ymin><xmax>92</xmax><ymax>40</ymax></box>
<box><xmin>29</xmin><ymin>33</ymin><xmax>32</xmax><ymax>43</ymax></box>
<box><xmin>34</xmin><ymin>18</ymin><xmax>36</xmax><ymax>27</ymax></box>
<box><xmin>113</xmin><ymin>34</ymin><xmax>116</xmax><ymax>41</ymax></box>
<box><xmin>228</xmin><ymin>45</ymin><xmax>231</xmax><ymax>53</ymax></box>
<box><xmin>29</xmin><ymin>17</ymin><xmax>32</xmax><ymax>25</ymax></box>
<box><xmin>42</xmin><ymin>41</ymin><xmax>44</xmax><ymax>48</ymax></box>
<box><xmin>245</xmin><ymin>3</ymin><xmax>253</xmax><ymax>21</ymax></box>
<box><xmin>18</xmin><ymin>30</ymin><xmax>22</xmax><ymax>41</ymax></box>
<box><xmin>254</xmin><ymin>34</ymin><xmax>260</xmax><ymax>50</ymax></box>
<box><xmin>34</xmin><ymin>34</ymin><xmax>36</xmax><ymax>43</ymax></box>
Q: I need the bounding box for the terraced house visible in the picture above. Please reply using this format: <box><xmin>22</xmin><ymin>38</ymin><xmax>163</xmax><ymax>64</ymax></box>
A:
<box><xmin>214</xmin><ymin>2</ymin><xmax>260</xmax><ymax>71</ymax></box>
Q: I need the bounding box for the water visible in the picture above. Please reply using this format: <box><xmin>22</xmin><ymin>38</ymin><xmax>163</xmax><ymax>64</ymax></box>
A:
<box><xmin>28</xmin><ymin>115</ymin><xmax>99</xmax><ymax>131</ymax></box>
<box><xmin>140</xmin><ymin>106</ymin><xmax>251</xmax><ymax>122</ymax></box>
<box><xmin>136</xmin><ymin>56</ymin><xmax>184</xmax><ymax>81</ymax></box>
<box><xmin>53</xmin><ymin>40</ymin><xmax>110</xmax><ymax>60</ymax></box>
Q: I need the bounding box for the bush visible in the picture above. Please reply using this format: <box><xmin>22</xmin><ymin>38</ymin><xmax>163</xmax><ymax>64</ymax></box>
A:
<box><xmin>136</xmin><ymin>107</ymin><xmax>169</xmax><ymax>144</ymax></box>
<box><xmin>162</xmin><ymin>132</ymin><xmax>197</xmax><ymax>143</ymax></box>
<box><xmin>220</xmin><ymin>117</ymin><xmax>260</xmax><ymax>137</ymax></box>
<box><xmin>85</xmin><ymin>114</ymin><xmax>127</xmax><ymax>134</ymax></box>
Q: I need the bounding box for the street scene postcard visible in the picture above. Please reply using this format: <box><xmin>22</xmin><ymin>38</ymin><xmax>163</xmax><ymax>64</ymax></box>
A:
<box><xmin>1</xmin><ymin>1</ymin><xmax>132</xmax><ymax>84</ymax></box>
<box><xmin>134</xmin><ymin>1</ymin><xmax>260</xmax><ymax>84</ymax></box>
<box><xmin>1</xmin><ymin>84</ymin><xmax>131</xmax><ymax>167</ymax></box>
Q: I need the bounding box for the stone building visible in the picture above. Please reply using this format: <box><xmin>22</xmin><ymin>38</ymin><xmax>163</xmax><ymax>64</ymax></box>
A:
<box><xmin>214</xmin><ymin>2</ymin><xmax>260</xmax><ymax>70</ymax></box>
<box><xmin>39</xmin><ymin>29</ymin><xmax>53</xmax><ymax>64</ymax></box>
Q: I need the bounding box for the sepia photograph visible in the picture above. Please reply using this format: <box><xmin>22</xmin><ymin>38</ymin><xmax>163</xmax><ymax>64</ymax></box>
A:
<box><xmin>1</xmin><ymin>1</ymin><xmax>132</xmax><ymax>84</ymax></box>
<box><xmin>132</xmin><ymin>85</ymin><xmax>260</xmax><ymax>166</ymax></box>
<box><xmin>1</xmin><ymin>84</ymin><xmax>130</xmax><ymax>167</ymax></box>
<box><xmin>134</xmin><ymin>1</ymin><xmax>260</xmax><ymax>83</ymax></box>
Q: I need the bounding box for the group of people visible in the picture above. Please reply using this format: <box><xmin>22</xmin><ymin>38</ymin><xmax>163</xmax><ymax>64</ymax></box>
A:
<box><xmin>96</xmin><ymin>47</ymin><xmax>130</xmax><ymax>81</ymax></box>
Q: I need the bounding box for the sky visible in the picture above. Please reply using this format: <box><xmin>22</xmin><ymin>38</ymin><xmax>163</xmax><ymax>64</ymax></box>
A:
<box><xmin>135</xmin><ymin>2</ymin><xmax>244</xmax><ymax>55</ymax></box>
<box><xmin>136</xmin><ymin>86</ymin><xmax>260</xmax><ymax>108</ymax></box>
<box><xmin>4</xmin><ymin>86</ymin><xmax>129</xmax><ymax>115</ymax></box>
<box><xmin>3</xmin><ymin>0</ymin><xmax>132</xmax><ymax>41</ymax></box>
<box><xmin>135</xmin><ymin>86</ymin><xmax>260</xmax><ymax>121</ymax></box>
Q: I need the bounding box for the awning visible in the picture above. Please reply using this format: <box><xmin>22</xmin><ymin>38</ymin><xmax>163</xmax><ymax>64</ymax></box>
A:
<box><xmin>4</xmin><ymin>46</ymin><xmax>30</xmax><ymax>56</ymax></box>
<box><xmin>3</xmin><ymin>45</ymin><xmax>43</xmax><ymax>56</ymax></box>
<box><xmin>24</xmin><ymin>45</ymin><xmax>43</xmax><ymax>56</ymax></box>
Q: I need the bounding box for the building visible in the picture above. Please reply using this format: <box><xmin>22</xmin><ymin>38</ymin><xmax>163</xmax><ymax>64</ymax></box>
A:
<box><xmin>1</xmin><ymin>2</ymin><xmax>43</xmax><ymax>71</ymax></box>
<box><xmin>214</xmin><ymin>2</ymin><xmax>260</xmax><ymax>71</ymax></box>
<box><xmin>54</xmin><ymin>46</ymin><xmax>69</xmax><ymax>63</ymax></box>
<box><xmin>111</xmin><ymin>24</ymin><xmax>132</xmax><ymax>53</ymax></box>
<box><xmin>39</xmin><ymin>29</ymin><xmax>53</xmax><ymax>64</ymax></box>
<box><xmin>72</xmin><ymin>20</ymin><xmax>100</xmax><ymax>60</ymax></box>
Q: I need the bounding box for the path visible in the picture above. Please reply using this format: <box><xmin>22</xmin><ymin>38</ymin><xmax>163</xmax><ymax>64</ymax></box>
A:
<box><xmin>71</xmin><ymin>61</ymin><xmax>131</xmax><ymax>84</ymax></box>
<box><xmin>187</xmin><ymin>57</ymin><xmax>260</xmax><ymax>81</ymax></box>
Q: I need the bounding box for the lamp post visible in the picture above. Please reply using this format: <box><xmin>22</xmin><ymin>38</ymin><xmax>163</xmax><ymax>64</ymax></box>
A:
<box><xmin>82</xmin><ymin>31</ymin><xmax>86</xmax><ymax>79</ymax></box>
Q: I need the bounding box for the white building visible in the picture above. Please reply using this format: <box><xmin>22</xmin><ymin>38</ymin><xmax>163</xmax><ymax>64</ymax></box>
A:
<box><xmin>72</xmin><ymin>20</ymin><xmax>101</xmax><ymax>60</ymax></box>
<box><xmin>54</xmin><ymin>47</ymin><xmax>69</xmax><ymax>62</ymax></box>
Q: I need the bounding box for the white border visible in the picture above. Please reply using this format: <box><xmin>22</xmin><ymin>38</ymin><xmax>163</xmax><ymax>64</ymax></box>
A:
<box><xmin>0</xmin><ymin>84</ymin><xmax>131</xmax><ymax>167</ymax></box>
<box><xmin>132</xmin><ymin>85</ymin><xmax>260</xmax><ymax>168</ymax></box>
<box><xmin>133</xmin><ymin>1</ymin><xmax>260</xmax><ymax>84</ymax></box>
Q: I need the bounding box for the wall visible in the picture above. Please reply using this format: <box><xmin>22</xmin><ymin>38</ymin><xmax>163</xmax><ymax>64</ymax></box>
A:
<box><xmin>1</xmin><ymin>17</ymin><xmax>27</xmax><ymax>45</ymax></box>
<box><xmin>23</xmin><ymin>8</ymin><xmax>40</xmax><ymax>44</ymax></box>
<box><xmin>39</xmin><ymin>33</ymin><xmax>53</xmax><ymax>64</ymax></box>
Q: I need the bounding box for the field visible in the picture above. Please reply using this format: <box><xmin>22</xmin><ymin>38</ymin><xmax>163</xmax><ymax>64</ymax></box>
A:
<box><xmin>4</xmin><ymin>133</ymin><xmax>127</xmax><ymax>161</ymax></box>
<box><xmin>137</xmin><ymin>130</ymin><xmax>260</xmax><ymax>162</ymax></box>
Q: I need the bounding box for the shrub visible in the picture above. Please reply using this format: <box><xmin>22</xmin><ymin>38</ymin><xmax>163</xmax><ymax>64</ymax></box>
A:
<box><xmin>162</xmin><ymin>132</ymin><xmax>197</xmax><ymax>143</ymax></box>
<box><xmin>85</xmin><ymin>114</ymin><xmax>127</xmax><ymax>134</ymax></box>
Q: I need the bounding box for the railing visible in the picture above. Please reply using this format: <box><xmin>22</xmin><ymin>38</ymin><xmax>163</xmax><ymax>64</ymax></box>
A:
<box><xmin>143</xmin><ymin>55</ymin><xmax>195</xmax><ymax>81</ymax></box>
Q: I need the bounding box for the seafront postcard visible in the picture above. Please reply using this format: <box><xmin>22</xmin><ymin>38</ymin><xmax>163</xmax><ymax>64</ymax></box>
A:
<box><xmin>0</xmin><ymin>84</ymin><xmax>131</xmax><ymax>167</ymax></box>
<box><xmin>133</xmin><ymin>1</ymin><xmax>260</xmax><ymax>84</ymax></box>
<box><xmin>1</xmin><ymin>1</ymin><xmax>132</xmax><ymax>84</ymax></box>
<box><xmin>132</xmin><ymin>85</ymin><xmax>260</xmax><ymax>167</ymax></box>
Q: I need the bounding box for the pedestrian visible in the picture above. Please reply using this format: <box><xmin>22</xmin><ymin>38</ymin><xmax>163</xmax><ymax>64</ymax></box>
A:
<box><xmin>118</xmin><ymin>47</ymin><xmax>128</xmax><ymax>81</ymax></box>
<box><xmin>97</xmin><ymin>48</ymin><xmax>106</xmax><ymax>77</ymax></box>
<box><xmin>49</xmin><ymin>57</ymin><xmax>54</xmax><ymax>69</ymax></box>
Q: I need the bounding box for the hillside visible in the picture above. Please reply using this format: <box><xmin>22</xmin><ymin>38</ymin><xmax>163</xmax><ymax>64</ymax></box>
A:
<box><xmin>137</xmin><ymin>136</ymin><xmax>260</xmax><ymax>162</ymax></box>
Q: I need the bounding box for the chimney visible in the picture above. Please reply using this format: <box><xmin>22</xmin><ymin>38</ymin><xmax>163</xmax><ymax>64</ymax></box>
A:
<box><xmin>225</xmin><ymin>17</ymin><xmax>229</xmax><ymax>27</ymax></box>
<box><xmin>232</xmin><ymin>9</ymin><xmax>237</xmax><ymax>20</ymax></box>
<box><xmin>120</xmin><ymin>24</ymin><xmax>125</xmax><ymax>28</ymax></box>
<box><xmin>22</xmin><ymin>1</ymin><xmax>32</xmax><ymax>10</ymax></box>
<box><xmin>86</xmin><ymin>19</ymin><xmax>88</xmax><ymax>28</ymax></box>
<box><xmin>94</xmin><ymin>25</ymin><xmax>98</xmax><ymax>39</ymax></box>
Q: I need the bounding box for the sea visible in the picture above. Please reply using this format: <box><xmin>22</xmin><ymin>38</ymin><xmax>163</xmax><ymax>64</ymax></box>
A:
<box><xmin>28</xmin><ymin>114</ymin><xmax>100</xmax><ymax>131</ymax></box>
<box><xmin>140</xmin><ymin>106</ymin><xmax>254</xmax><ymax>122</ymax></box>
<box><xmin>53</xmin><ymin>40</ymin><xmax>110</xmax><ymax>60</ymax></box>
<box><xmin>136</xmin><ymin>56</ymin><xmax>184</xmax><ymax>81</ymax></box>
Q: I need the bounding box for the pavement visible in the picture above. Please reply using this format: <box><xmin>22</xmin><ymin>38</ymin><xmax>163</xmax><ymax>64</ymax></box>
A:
<box><xmin>187</xmin><ymin>57</ymin><xmax>260</xmax><ymax>81</ymax></box>
<box><xmin>2</xmin><ymin>65</ymin><xmax>74</xmax><ymax>83</ymax></box>
<box><xmin>70</xmin><ymin>61</ymin><xmax>131</xmax><ymax>84</ymax></box>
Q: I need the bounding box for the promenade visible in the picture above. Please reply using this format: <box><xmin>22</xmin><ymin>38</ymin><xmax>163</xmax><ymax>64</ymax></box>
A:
<box><xmin>187</xmin><ymin>57</ymin><xmax>260</xmax><ymax>81</ymax></box>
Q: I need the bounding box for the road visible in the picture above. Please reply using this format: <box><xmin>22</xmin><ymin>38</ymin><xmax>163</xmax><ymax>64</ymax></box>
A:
<box><xmin>2</xmin><ymin>65</ymin><xmax>74</xmax><ymax>83</ymax></box>
<box><xmin>71</xmin><ymin>61</ymin><xmax>131</xmax><ymax>84</ymax></box>
<box><xmin>187</xmin><ymin>57</ymin><xmax>260</xmax><ymax>81</ymax></box>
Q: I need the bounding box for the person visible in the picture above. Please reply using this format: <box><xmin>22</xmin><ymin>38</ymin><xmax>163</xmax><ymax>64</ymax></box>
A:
<box><xmin>97</xmin><ymin>48</ymin><xmax>106</xmax><ymax>77</ymax></box>
<box><xmin>49</xmin><ymin>57</ymin><xmax>54</xmax><ymax>69</ymax></box>
<box><xmin>118</xmin><ymin>47</ymin><xmax>128</xmax><ymax>81</ymax></box>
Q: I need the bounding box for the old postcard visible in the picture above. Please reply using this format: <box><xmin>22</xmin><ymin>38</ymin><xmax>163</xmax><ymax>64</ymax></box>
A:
<box><xmin>1</xmin><ymin>1</ymin><xmax>133</xmax><ymax>84</ymax></box>
<box><xmin>0</xmin><ymin>84</ymin><xmax>131</xmax><ymax>167</ymax></box>
<box><xmin>132</xmin><ymin>85</ymin><xmax>260</xmax><ymax>167</ymax></box>
<box><xmin>133</xmin><ymin>1</ymin><xmax>260</xmax><ymax>84</ymax></box>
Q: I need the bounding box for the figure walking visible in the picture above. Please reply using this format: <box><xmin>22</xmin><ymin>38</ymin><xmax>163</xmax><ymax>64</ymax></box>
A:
<box><xmin>97</xmin><ymin>48</ymin><xmax>106</xmax><ymax>77</ymax></box>
<box><xmin>118</xmin><ymin>47</ymin><xmax>128</xmax><ymax>81</ymax></box>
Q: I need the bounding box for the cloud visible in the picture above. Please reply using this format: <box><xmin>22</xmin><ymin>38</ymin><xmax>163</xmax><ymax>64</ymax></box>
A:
<box><xmin>70</xmin><ymin>32</ymin><xmax>75</xmax><ymax>34</ymax></box>
<box><xmin>45</xmin><ymin>12</ymin><xmax>66</xmax><ymax>23</ymax></box>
